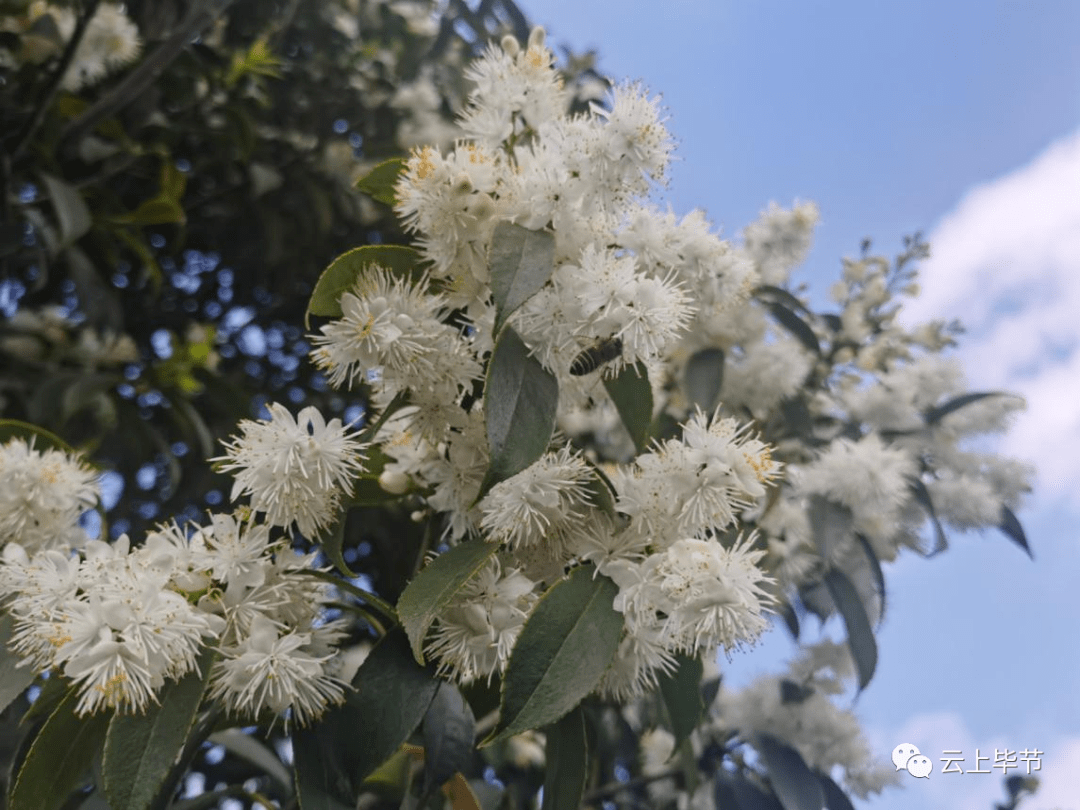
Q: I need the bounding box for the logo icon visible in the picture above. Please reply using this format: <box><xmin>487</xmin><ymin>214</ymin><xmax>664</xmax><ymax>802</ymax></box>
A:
<box><xmin>892</xmin><ymin>743</ymin><xmax>933</xmax><ymax>779</ymax></box>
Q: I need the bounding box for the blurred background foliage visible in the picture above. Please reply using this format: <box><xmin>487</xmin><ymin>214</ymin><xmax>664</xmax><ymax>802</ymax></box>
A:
<box><xmin>0</xmin><ymin>0</ymin><xmax>605</xmax><ymax>554</ymax></box>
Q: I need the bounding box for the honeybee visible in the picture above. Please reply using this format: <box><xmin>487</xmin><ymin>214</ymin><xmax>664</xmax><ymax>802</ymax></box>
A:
<box><xmin>569</xmin><ymin>337</ymin><xmax>624</xmax><ymax>376</ymax></box>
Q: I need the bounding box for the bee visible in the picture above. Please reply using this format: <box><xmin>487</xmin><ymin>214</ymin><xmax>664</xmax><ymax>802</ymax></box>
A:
<box><xmin>569</xmin><ymin>337</ymin><xmax>624</xmax><ymax>376</ymax></box>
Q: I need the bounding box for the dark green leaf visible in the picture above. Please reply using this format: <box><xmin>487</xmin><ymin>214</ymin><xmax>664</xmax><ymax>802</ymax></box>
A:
<box><xmin>765</xmin><ymin>301</ymin><xmax>820</xmax><ymax>355</ymax></box>
<box><xmin>319</xmin><ymin>508</ymin><xmax>355</xmax><ymax>578</ymax></box>
<box><xmin>823</xmin><ymin>569</ymin><xmax>877</xmax><ymax>692</ymax></box>
<box><xmin>684</xmin><ymin>348</ymin><xmax>725</xmax><ymax>413</ymax></box>
<box><xmin>8</xmin><ymin>688</ymin><xmax>110</xmax><ymax>810</ymax></box>
<box><xmin>0</xmin><ymin>614</ymin><xmax>36</xmax><ymax>714</ymax></box>
<box><xmin>701</xmin><ymin>676</ymin><xmax>721</xmax><ymax>713</ymax></box>
<box><xmin>924</xmin><ymin>391</ymin><xmax>1008</xmax><ymax>425</ymax></box>
<box><xmin>998</xmin><ymin>505</ymin><xmax>1033</xmax><ymax>559</ymax></box>
<box><xmin>807</xmin><ymin>496</ymin><xmax>852</xmax><ymax>559</ymax></box>
<box><xmin>41</xmin><ymin>173</ymin><xmax>92</xmax><ymax>247</ymax></box>
<box><xmin>354</xmin><ymin>157</ymin><xmax>407</xmax><ymax>206</ymax></box>
<box><xmin>723</xmin><ymin>774</ymin><xmax>784</xmax><ymax>810</ymax></box>
<box><xmin>485</xmin><ymin>565</ymin><xmax>623</xmax><ymax>744</ymax></box>
<box><xmin>855</xmin><ymin>533</ymin><xmax>886</xmax><ymax>625</ymax></box>
<box><xmin>0</xmin><ymin>420</ymin><xmax>79</xmax><ymax>454</ymax></box>
<box><xmin>757</xmin><ymin>735</ymin><xmax>825</xmax><ymax>810</ymax></box>
<box><xmin>397</xmin><ymin>539</ymin><xmax>500</xmax><ymax>664</ymax></box>
<box><xmin>294</xmin><ymin>629</ymin><xmax>439</xmax><ymax>805</ymax></box>
<box><xmin>779</xmin><ymin>679</ymin><xmax>814</xmax><ymax>705</ymax></box>
<box><xmin>109</xmin><ymin>197</ymin><xmax>186</xmax><ymax>226</ymax></box>
<box><xmin>102</xmin><ymin>648</ymin><xmax>215</xmax><ymax>810</ymax></box>
<box><xmin>479</xmin><ymin>326</ymin><xmax>558</xmax><ymax>499</ymax></box>
<box><xmin>207</xmin><ymin>729</ymin><xmax>291</xmax><ymax>794</ymax></box>
<box><xmin>658</xmin><ymin>654</ymin><xmax>704</xmax><ymax>747</ymax></box>
<box><xmin>582</xmin><ymin>457</ymin><xmax>618</xmax><ymax>518</ymax></box>
<box><xmin>821</xmin><ymin>313</ymin><xmax>843</xmax><ymax>333</ymax></box>
<box><xmin>819</xmin><ymin>773</ymin><xmax>857</xmax><ymax>810</ymax></box>
<box><xmin>777</xmin><ymin>599</ymin><xmax>800</xmax><ymax>640</ymax></box>
<box><xmin>421</xmin><ymin>683</ymin><xmax>475</xmax><ymax>798</ymax></box>
<box><xmin>909</xmin><ymin>477</ymin><xmax>947</xmax><ymax>555</ymax></box>
<box><xmin>305</xmin><ymin>245</ymin><xmax>421</xmax><ymax>327</ymax></box>
<box><xmin>602</xmin><ymin>360</ymin><xmax>652</xmax><ymax>454</ymax></box>
<box><xmin>488</xmin><ymin>222</ymin><xmax>556</xmax><ymax>335</ymax></box>
<box><xmin>754</xmin><ymin>285</ymin><xmax>813</xmax><ymax>317</ymax></box>
<box><xmin>542</xmin><ymin>707</ymin><xmax>587</xmax><ymax>810</ymax></box>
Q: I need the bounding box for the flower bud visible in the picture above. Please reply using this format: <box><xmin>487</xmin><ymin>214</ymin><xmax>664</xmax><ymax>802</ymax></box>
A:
<box><xmin>379</xmin><ymin>469</ymin><xmax>411</xmax><ymax>495</ymax></box>
<box><xmin>501</xmin><ymin>34</ymin><xmax>520</xmax><ymax>58</ymax></box>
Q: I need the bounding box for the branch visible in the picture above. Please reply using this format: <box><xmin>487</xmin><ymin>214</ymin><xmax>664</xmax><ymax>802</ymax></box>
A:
<box><xmin>8</xmin><ymin>0</ymin><xmax>102</xmax><ymax>162</ymax></box>
<box><xmin>58</xmin><ymin>0</ymin><xmax>239</xmax><ymax>154</ymax></box>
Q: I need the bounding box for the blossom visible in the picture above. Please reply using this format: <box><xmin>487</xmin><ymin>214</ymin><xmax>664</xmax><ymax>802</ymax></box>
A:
<box><xmin>0</xmin><ymin>436</ymin><xmax>99</xmax><ymax>553</ymax></box>
<box><xmin>479</xmin><ymin>448</ymin><xmax>594</xmax><ymax>549</ymax></box>
<box><xmin>213</xmin><ymin>403</ymin><xmax>368</xmax><ymax>537</ymax></box>
<box><xmin>209</xmin><ymin>614</ymin><xmax>347</xmax><ymax>728</ymax></box>
<box><xmin>425</xmin><ymin>556</ymin><xmax>538</xmax><ymax>684</ymax></box>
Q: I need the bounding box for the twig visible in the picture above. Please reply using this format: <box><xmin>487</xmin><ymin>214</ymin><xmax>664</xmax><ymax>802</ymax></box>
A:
<box><xmin>8</xmin><ymin>0</ymin><xmax>102</xmax><ymax>162</ymax></box>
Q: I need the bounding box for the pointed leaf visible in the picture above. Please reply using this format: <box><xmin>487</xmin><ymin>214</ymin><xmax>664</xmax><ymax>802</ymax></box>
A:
<box><xmin>41</xmin><ymin>173</ymin><xmax>92</xmax><ymax>247</ymax></box>
<box><xmin>754</xmin><ymin>285</ymin><xmax>814</xmax><ymax>317</ymax></box>
<box><xmin>9</xmin><ymin>688</ymin><xmax>110</xmax><ymax>810</ymax></box>
<box><xmin>479</xmin><ymin>326</ymin><xmax>558</xmax><ymax>498</ymax></box>
<box><xmin>542</xmin><ymin>706</ymin><xmax>587</xmax><ymax>810</ymax></box>
<box><xmin>684</xmin><ymin>348</ymin><xmax>725</xmax><ymax>412</ymax></box>
<box><xmin>355</xmin><ymin>157</ymin><xmax>407</xmax><ymax>206</ymax></box>
<box><xmin>294</xmin><ymin>629</ymin><xmax>439</xmax><ymax>805</ymax></box>
<box><xmin>823</xmin><ymin>568</ymin><xmax>877</xmax><ymax>692</ymax></box>
<box><xmin>779</xmin><ymin>679</ymin><xmax>814</xmax><ymax>705</ymax></box>
<box><xmin>909</xmin><ymin>477</ymin><xmax>947</xmax><ymax>555</ymax></box>
<box><xmin>421</xmin><ymin>683</ymin><xmax>476</xmax><ymax>798</ymax></box>
<box><xmin>488</xmin><ymin>222</ymin><xmax>556</xmax><ymax>334</ymax></box>
<box><xmin>777</xmin><ymin>599</ymin><xmax>800</xmax><ymax>640</ymax></box>
<box><xmin>485</xmin><ymin>565</ymin><xmax>622</xmax><ymax>744</ymax></box>
<box><xmin>397</xmin><ymin>539</ymin><xmax>500</xmax><ymax>663</ymax></box>
<box><xmin>819</xmin><ymin>773</ymin><xmax>857</xmax><ymax>810</ymax></box>
<box><xmin>765</xmin><ymin>301</ymin><xmax>820</xmax><ymax>355</ymax></box>
<box><xmin>305</xmin><ymin>245</ymin><xmax>421</xmax><ymax>326</ymax></box>
<box><xmin>807</xmin><ymin>495</ymin><xmax>853</xmax><ymax>558</ymax></box>
<box><xmin>998</xmin><ymin>505</ymin><xmax>1033</xmax><ymax>559</ymax></box>
<box><xmin>924</xmin><ymin>391</ymin><xmax>1008</xmax><ymax>425</ymax></box>
<box><xmin>855</xmin><ymin>533</ymin><xmax>886</xmax><ymax>625</ymax></box>
<box><xmin>658</xmin><ymin>654</ymin><xmax>704</xmax><ymax>747</ymax></box>
<box><xmin>102</xmin><ymin>648</ymin><xmax>215</xmax><ymax>810</ymax></box>
<box><xmin>757</xmin><ymin>735</ymin><xmax>825</xmax><ymax>810</ymax></box>
<box><xmin>602</xmin><ymin>360</ymin><xmax>652</xmax><ymax>454</ymax></box>
<box><xmin>0</xmin><ymin>614</ymin><xmax>36</xmax><ymax>714</ymax></box>
<box><xmin>207</xmin><ymin>729</ymin><xmax>291</xmax><ymax>794</ymax></box>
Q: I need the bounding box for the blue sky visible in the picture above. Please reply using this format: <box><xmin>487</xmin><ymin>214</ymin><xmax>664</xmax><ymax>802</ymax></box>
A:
<box><xmin>535</xmin><ymin>1</ymin><xmax>1080</xmax><ymax>807</ymax></box>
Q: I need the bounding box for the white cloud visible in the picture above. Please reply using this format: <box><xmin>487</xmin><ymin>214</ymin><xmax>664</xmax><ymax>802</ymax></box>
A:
<box><xmin>899</xmin><ymin>128</ymin><xmax>1080</xmax><ymax>504</ymax></box>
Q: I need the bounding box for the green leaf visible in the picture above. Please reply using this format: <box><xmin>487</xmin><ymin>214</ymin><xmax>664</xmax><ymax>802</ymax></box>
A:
<box><xmin>294</xmin><ymin>629</ymin><xmax>438</xmax><ymax>806</ymax></box>
<box><xmin>582</xmin><ymin>458</ymin><xmax>618</xmax><ymax>518</ymax></box>
<box><xmin>779</xmin><ymin>679</ymin><xmax>814</xmax><ymax>704</ymax></box>
<box><xmin>207</xmin><ymin>729</ymin><xmax>291</xmax><ymax>794</ymax></box>
<box><xmin>109</xmin><ymin>197</ymin><xmax>186</xmax><ymax>226</ymax></box>
<box><xmin>684</xmin><ymin>348</ymin><xmax>725</xmax><ymax>413</ymax></box>
<box><xmin>0</xmin><ymin>418</ymin><xmax>77</xmax><ymax>454</ymax></box>
<box><xmin>909</xmin><ymin>477</ymin><xmax>947</xmax><ymax>555</ymax></box>
<box><xmin>807</xmin><ymin>495</ymin><xmax>852</xmax><ymax>558</ymax></box>
<box><xmin>855</xmin><ymin>533</ymin><xmax>886</xmax><ymax>625</ymax></box>
<box><xmin>305</xmin><ymin>245</ymin><xmax>422</xmax><ymax>327</ymax></box>
<box><xmin>8</xmin><ymin>688</ymin><xmax>110</xmax><ymax>810</ymax></box>
<box><xmin>479</xmin><ymin>326</ymin><xmax>558</xmax><ymax>499</ymax></box>
<box><xmin>924</xmin><ymin>391</ymin><xmax>1009</xmax><ymax>425</ymax></box>
<box><xmin>488</xmin><ymin>222</ymin><xmax>556</xmax><ymax>335</ymax></box>
<box><xmin>658</xmin><ymin>654</ymin><xmax>704</xmax><ymax>747</ymax></box>
<box><xmin>102</xmin><ymin>648</ymin><xmax>215</xmax><ymax>810</ymax></box>
<box><xmin>397</xmin><ymin>539</ymin><xmax>500</xmax><ymax>664</ymax></box>
<box><xmin>319</xmin><ymin>508</ymin><xmax>355</xmax><ymax>577</ymax></box>
<box><xmin>823</xmin><ymin>568</ymin><xmax>877</xmax><ymax>692</ymax></box>
<box><xmin>819</xmin><ymin>773</ymin><xmax>857</xmax><ymax>810</ymax></box>
<box><xmin>0</xmin><ymin>614</ymin><xmax>36</xmax><ymax>714</ymax></box>
<box><xmin>602</xmin><ymin>360</ymin><xmax>652</xmax><ymax>455</ymax></box>
<box><xmin>355</xmin><ymin>157</ymin><xmax>407</xmax><ymax>206</ymax></box>
<box><xmin>998</xmin><ymin>505</ymin><xmax>1033</xmax><ymax>559</ymax></box>
<box><xmin>754</xmin><ymin>285</ymin><xmax>814</xmax><ymax>317</ymax></box>
<box><xmin>765</xmin><ymin>301</ymin><xmax>820</xmax><ymax>355</ymax></box>
<box><xmin>485</xmin><ymin>565</ymin><xmax>623</xmax><ymax>744</ymax></box>
<box><xmin>40</xmin><ymin>173</ymin><xmax>92</xmax><ymax>247</ymax></box>
<box><xmin>756</xmin><ymin>734</ymin><xmax>825</xmax><ymax>810</ymax></box>
<box><xmin>541</xmin><ymin>707</ymin><xmax>587</xmax><ymax>810</ymax></box>
<box><xmin>777</xmin><ymin>599</ymin><xmax>800</xmax><ymax>640</ymax></box>
<box><xmin>421</xmin><ymin>683</ymin><xmax>475</xmax><ymax>798</ymax></box>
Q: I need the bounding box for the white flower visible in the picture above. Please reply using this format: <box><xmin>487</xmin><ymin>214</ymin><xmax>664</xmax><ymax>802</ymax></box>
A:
<box><xmin>0</xmin><ymin>437</ymin><xmax>99</xmax><ymax>553</ymax></box>
<box><xmin>742</xmin><ymin>201</ymin><xmax>819</xmax><ymax>286</ymax></box>
<box><xmin>479</xmin><ymin>448</ymin><xmax>593</xmax><ymax>549</ymax></box>
<box><xmin>611</xmin><ymin>535</ymin><xmax>775</xmax><ymax>656</ymax></box>
<box><xmin>60</xmin><ymin>2</ymin><xmax>141</xmax><ymax>91</ymax></box>
<box><xmin>209</xmin><ymin>614</ymin><xmax>346</xmax><ymax>728</ymax></box>
<box><xmin>425</xmin><ymin>556</ymin><xmax>538</xmax><ymax>684</ymax></box>
<box><xmin>213</xmin><ymin>403</ymin><xmax>368</xmax><ymax>537</ymax></box>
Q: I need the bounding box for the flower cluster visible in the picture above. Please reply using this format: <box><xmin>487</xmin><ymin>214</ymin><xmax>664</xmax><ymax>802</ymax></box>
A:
<box><xmin>0</xmin><ymin>402</ymin><xmax>366</xmax><ymax>724</ymax></box>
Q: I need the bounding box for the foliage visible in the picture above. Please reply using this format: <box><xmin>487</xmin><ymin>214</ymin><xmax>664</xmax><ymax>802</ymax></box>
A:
<box><xmin>0</xmin><ymin>3</ymin><xmax>1036</xmax><ymax>810</ymax></box>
